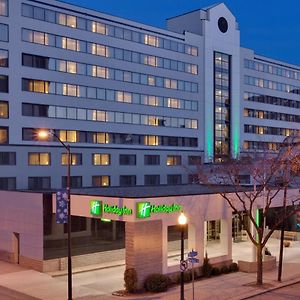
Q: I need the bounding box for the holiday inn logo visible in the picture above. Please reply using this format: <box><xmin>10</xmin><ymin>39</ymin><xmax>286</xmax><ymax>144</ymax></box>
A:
<box><xmin>136</xmin><ymin>202</ymin><xmax>182</xmax><ymax>219</ymax></box>
<box><xmin>136</xmin><ymin>202</ymin><xmax>151</xmax><ymax>218</ymax></box>
<box><xmin>90</xmin><ymin>200</ymin><xmax>102</xmax><ymax>216</ymax></box>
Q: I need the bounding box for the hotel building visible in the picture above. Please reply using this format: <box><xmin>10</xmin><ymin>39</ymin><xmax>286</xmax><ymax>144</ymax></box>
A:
<box><xmin>0</xmin><ymin>0</ymin><xmax>298</xmax><ymax>190</ymax></box>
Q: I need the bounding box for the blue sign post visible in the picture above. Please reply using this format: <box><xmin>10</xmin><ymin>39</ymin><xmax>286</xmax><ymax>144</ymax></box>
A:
<box><xmin>188</xmin><ymin>249</ymin><xmax>199</xmax><ymax>300</ymax></box>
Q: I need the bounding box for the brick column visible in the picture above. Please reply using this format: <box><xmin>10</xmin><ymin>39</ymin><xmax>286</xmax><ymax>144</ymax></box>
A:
<box><xmin>125</xmin><ymin>220</ymin><xmax>163</xmax><ymax>288</ymax></box>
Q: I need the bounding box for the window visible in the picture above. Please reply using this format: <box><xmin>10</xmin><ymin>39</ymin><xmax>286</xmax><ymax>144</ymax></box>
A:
<box><xmin>28</xmin><ymin>177</ymin><xmax>51</xmax><ymax>190</ymax></box>
<box><xmin>0</xmin><ymin>177</ymin><xmax>15</xmax><ymax>190</ymax></box>
<box><xmin>144</xmin><ymin>175</ymin><xmax>160</xmax><ymax>186</ymax></box>
<box><xmin>61</xmin><ymin>153</ymin><xmax>82</xmax><ymax>165</ymax></box>
<box><xmin>22</xmin><ymin>79</ymin><xmax>48</xmax><ymax>93</ymax></box>
<box><xmin>144</xmin><ymin>135</ymin><xmax>159</xmax><ymax>146</ymax></box>
<box><xmin>167</xmin><ymin>174</ymin><xmax>182</xmax><ymax>185</ymax></box>
<box><xmin>22</xmin><ymin>53</ymin><xmax>49</xmax><ymax>69</ymax></box>
<box><xmin>144</xmin><ymin>155</ymin><xmax>160</xmax><ymax>165</ymax></box>
<box><xmin>188</xmin><ymin>174</ymin><xmax>199</xmax><ymax>184</ymax></box>
<box><xmin>0</xmin><ymin>152</ymin><xmax>15</xmax><ymax>165</ymax></box>
<box><xmin>119</xmin><ymin>154</ymin><xmax>136</xmax><ymax>165</ymax></box>
<box><xmin>59</xmin><ymin>130</ymin><xmax>77</xmax><ymax>143</ymax></box>
<box><xmin>188</xmin><ymin>156</ymin><xmax>201</xmax><ymax>165</ymax></box>
<box><xmin>0</xmin><ymin>126</ymin><xmax>7</xmax><ymax>143</ymax></box>
<box><xmin>28</xmin><ymin>153</ymin><xmax>50</xmax><ymax>165</ymax></box>
<box><xmin>120</xmin><ymin>175</ymin><xmax>136</xmax><ymax>186</ymax></box>
<box><xmin>0</xmin><ymin>0</ymin><xmax>8</xmax><ymax>16</ymax></box>
<box><xmin>0</xmin><ymin>49</ymin><xmax>8</xmax><ymax>67</ymax></box>
<box><xmin>0</xmin><ymin>101</ymin><xmax>8</xmax><ymax>118</ymax></box>
<box><xmin>62</xmin><ymin>176</ymin><xmax>82</xmax><ymax>188</ymax></box>
<box><xmin>92</xmin><ymin>153</ymin><xmax>110</xmax><ymax>165</ymax></box>
<box><xmin>166</xmin><ymin>155</ymin><xmax>181</xmax><ymax>166</ymax></box>
<box><xmin>0</xmin><ymin>23</ymin><xmax>8</xmax><ymax>42</ymax></box>
<box><xmin>0</xmin><ymin>75</ymin><xmax>8</xmax><ymax>92</ymax></box>
<box><xmin>92</xmin><ymin>175</ymin><xmax>110</xmax><ymax>187</ymax></box>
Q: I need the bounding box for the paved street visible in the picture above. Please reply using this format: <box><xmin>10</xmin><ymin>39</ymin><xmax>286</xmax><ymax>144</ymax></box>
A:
<box><xmin>248</xmin><ymin>282</ymin><xmax>300</xmax><ymax>299</ymax></box>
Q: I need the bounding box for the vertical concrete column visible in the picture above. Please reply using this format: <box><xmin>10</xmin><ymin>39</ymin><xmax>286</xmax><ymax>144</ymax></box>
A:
<box><xmin>126</xmin><ymin>220</ymin><xmax>163</xmax><ymax>288</ymax></box>
<box><xmin>162</xmin><ymin>222</ymin><xmax>168</xmax><ymax>274</ymax></box>
<box><xmin>220</xmin><ymin>219</ymin><xmax>231</xmax><ymax>257</ymax></box>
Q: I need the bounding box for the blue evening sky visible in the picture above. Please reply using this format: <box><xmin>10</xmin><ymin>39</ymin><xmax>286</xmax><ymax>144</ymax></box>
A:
<box><xmin>61</xmin><ymin>0</ymin><xmax>300</xmax><ymax>66</ymax></box>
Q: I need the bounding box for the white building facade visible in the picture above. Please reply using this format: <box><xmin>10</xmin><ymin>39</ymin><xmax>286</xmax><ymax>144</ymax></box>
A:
<box><xmin>0</xmin><ymin>1</ymin><xmax>299</xmax><ymax>190</ymax></box>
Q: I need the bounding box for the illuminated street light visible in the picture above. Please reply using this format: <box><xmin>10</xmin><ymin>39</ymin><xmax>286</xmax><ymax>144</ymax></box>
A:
<box><xmin>38</xmin><ymin>129</ymin><xmax>73</xmax><ymax>300</ymax></box>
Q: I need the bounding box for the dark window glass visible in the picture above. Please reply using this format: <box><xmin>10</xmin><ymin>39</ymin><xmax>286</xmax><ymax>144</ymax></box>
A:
<box><xmin>22</xmin><ymin>4</ymin><xmax>33</xmax><ymax>17</ymax></box>
<box><xmin>64</xmin><ymin>216</ymin><xmax>86</xmax><ymax>233</ymax></box>
<box><xmin>167</xmin><ymin>174</ymin><xmax>182</xmax><ymax>185</ymax></box>
<box><xmin>0</xmin><ymin>177</ymin><xmax>15</xmax><ymax>190</ymax></box>
<box><xmin>62</xmin><ymin>176</ymin><xmax>82</xmax><ymax>188</ymax></box>
<box><xmin>144</xmin><ymin>155</ymin><xmax>160</xmax><ymax>165</ymax></box>
<box><xmin>0</xmin><ymin>152</ymin><xmax>15</xmax><ymax>165</ymax></box>
<box><xmin>188</xmin><ymin>155</ymin><xmax>201</xmax><ymax>165</ymax></box>
<box><xmin>28</xmin><ymin>177</ymin><xmax>51</xmax><ymax>190</ymax></box>
<box><xmin>119</xmin><ymin>154</ymin><xmax>136</xmax><ymax>165</ymax></box>
<box><xmin>144</xmin><ymin>175</ymin><xmax>160</xmax><ymax>186</ymax></box>
<box><xmin>22</xmin><ymin>53</ymin><xmax>49</xmax><ymax>69</ymax></box>
<box><xmin>0</xmin><ymin>75</ymin><xmax>8</xmax><ymax>92</ymax></box>
<box><xmin>92</xmin><ymin>175</ymin><xmax>110</xmax><ymax>187</ymax></box>
<box><xmin>120</xmin><ymin>175</ymin><xmax>136</xmax><ymax>186</ymax></box>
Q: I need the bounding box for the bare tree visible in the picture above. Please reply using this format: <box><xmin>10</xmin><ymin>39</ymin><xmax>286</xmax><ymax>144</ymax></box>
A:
<box><xmin>195</xmin><ymin>136</ymin><xmax>300</xmax><ymax>286</ymax></box>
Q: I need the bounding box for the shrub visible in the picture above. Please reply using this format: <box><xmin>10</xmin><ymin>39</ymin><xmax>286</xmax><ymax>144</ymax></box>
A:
<box><xmin>284</xmin><ymin>240</ymin><xmax>290</xmax><ymax>247</ymax></box>
<box><xmin>144</xmin><ymin>274</ymin><xmax>171</xmax><ymax>293</ymax></box>
<box><xmin>220</xmin><ymin>265</ymin><xmax>230</xmax><ymax>274</ymax></box>
<box><xmin>175</xmin><ymin>270</ymin><xmax>192</xmax><ymax>284</ymax></box>
<box><xmin>229</xmin><ymin>262</ymin><xmax>239</xmax><ymax>272</ymax></box>
<box><xmin>211</xmin><ymin>267</ymin><xmax>221</xmax><ymax>276</ymax></box>
<box><xmin>202</xmin><ymin>252</ymin><xmax>212</xmax><ymax>277</ymax></box>
<box><xmin>124</xmin><ymin>268</ymin><xmax>138</xmax><ymax>293</ymax></box>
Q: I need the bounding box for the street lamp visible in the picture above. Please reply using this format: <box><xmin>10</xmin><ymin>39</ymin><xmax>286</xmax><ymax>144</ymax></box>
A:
<box><xmin>178</xmin><ymin>212</ymin><xmax>187</xmax><ymax>300</ymax></box>
<box><xmin>38</xmin><ymin>129</ymin><xmax>73</xmax><ymax>300</ymax></box>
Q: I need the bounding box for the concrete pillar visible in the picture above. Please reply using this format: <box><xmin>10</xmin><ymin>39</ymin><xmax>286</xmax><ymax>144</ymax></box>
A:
<box><xmin>220</xmin><ymin>219</ymin><xmax>230</xmax><ymax>256</ymax></box>
<box><xmin>125</xmin><ymin>220</ymin><xmax>163</xmax><ymax>288</ymax></box>
<box><xmin>162</xmin><ymin>222</ymin><xmax>168</xmax><ymax>274</ymax></box>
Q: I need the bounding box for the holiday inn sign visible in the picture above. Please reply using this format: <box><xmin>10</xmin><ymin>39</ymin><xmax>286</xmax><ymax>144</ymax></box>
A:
<box><xmin>90</xmin><ymin>200</ymin><xmax>182</xmax><ymax>219</ymax></box>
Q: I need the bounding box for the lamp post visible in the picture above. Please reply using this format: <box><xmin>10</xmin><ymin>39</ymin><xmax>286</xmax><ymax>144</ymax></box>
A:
<box><xmin>178</xmin><ymin>212</ymin><xmax>187</xmax><ymax>300</ymax></box>
<box><xmin>38</xmin><ymin>130</ymin><xmax>72</xmax><ymax>300</ymax></box>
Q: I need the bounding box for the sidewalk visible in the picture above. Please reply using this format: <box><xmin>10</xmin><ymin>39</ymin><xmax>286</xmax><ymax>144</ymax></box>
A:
<box><xmin>1</xmin><ymin>260</ymin><xmax>300</xmax><ymax>300</ymax></box>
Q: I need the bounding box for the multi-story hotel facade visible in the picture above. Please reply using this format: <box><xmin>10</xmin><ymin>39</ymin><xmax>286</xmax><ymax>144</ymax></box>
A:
<box><xmin>0</xmin><ymin>0</ymin><xmax>299</xmax><ymax>190</ymax></box>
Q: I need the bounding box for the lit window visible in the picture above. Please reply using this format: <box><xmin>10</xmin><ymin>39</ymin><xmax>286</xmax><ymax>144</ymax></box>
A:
<box><xmin>59</xmin><ymin>130</ymin><xmax>77</xmax><ymax>143</ymax></box>
<box><xmin>28</xmin><ymin>153</ymin><xmax>50</xmax><ymax>166</ymax></box>
<box><xmin>66</xmin><ymin>15</ymin><xmax>77</xmax><ymax>28</ymax></box>
<box><xmin>166</xmin><ymin>155</ymin><xmax>181</xmax><ymax>166</ymax></box>
<box><xmin>97</xmin><ymin>66</ymin><xmax>106</xmax><ymax>78</ymax></box>
<box><xmin>67</xmin><ymin>61</ymin><xmax>76</xmax><ymax>74</ymax></box>
<box><xmin>148</xmin><ymin>96</ymin><xmax>157</xmax><ymax>106</ymax></box>
<box><xmin>0</xmin><ymin>49</ymin><xmax>8</xmax><ymax>67</ymax></box>
<box><xmin>0</xmin><ymin>101</ymin><xmax>8</xmax><ymax>118</ymax></box>
<box><xmin>145</xmin><ymin>135</ymin><xmax>158</xmax><ymax>146</ymax></box>
<box><xmin>144</xmin><ymin>34</ymin><xmax>158</xmax><ymax>47</ymax></box>
<box><xmin>93</xmin><ymin>153</ymin><xmax>110</xmax><ymax>165</ymax></box>
<box><xmin>33</xmin><ymin>31</ymin><xmax>45</xmax><ymax>44</ymax></box>
<box><xmin>0</xmin><ymin>127</ymin><xmax>7</xmax><ymax>143</ymax></box>
<box><xmin>92</xmin><ymin>175</ymin><xmax>110</xmax><ymax>187</ymax></box>
<box><xmin>61</xmin><ymin>153</ymin><xmax>82</xmax><ymax>165</ymax></box>
<box><xmin>57</xmin><ymin>13</ymin><xmax>66</xmax><ymax>25</ymax></box>
<box><xmin>168</xmin><ymin>98</ymin><xmax>179</xmax><ymax>108</ymax></box>
<box><xmin>93</xmin><ymin>132</ymin><xmax>109</xmax><ymax>144</ymax></box>
<box><xmin>123</xmin><ymin>92</ymin><xmax>132</xmax><ymax>103</ymax></box>
<box><xmin>97</xmin><ymin>44</ymin><xmax>107</xmax><ymax>57</ymax></box>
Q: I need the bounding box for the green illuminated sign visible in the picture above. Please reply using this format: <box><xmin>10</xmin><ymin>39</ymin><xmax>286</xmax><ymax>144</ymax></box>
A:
<box><xmin>90</xmin><ymin>200</ymin><xmax>102</xmax><ymax>215</ymax></box>
<box><xmin>103</xmin><ymin>204</ymin><xmax>132</xmax><ymax>216</ymax></box>
<box><xmin>136</xmin><ymin>202</ymin><xmax>182</xmax><ymax>219</ymax></box>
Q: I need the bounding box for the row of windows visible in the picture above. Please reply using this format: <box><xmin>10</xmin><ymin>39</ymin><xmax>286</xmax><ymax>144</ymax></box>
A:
<box><xmin>0</xmin><ymin>0</ymin><xmax>7</xmax><ymax>17</ymax></box>
<box><xmin>22</xmin><ymin>78</ymin><xmax>198</xmax><ymax>104</ymax></box>
<box><xmin>22</xmin><ymin>103</ymin><xmax>198</xmax><ymax>130</ymax></box>
<box><xmin>0</xmin><ymin>173</ymin><xmax>187</xmax><ymax>190</ymax></box>
<box><xmin>22</xmin><ymin>4</ymin><xmax>198</xmax><ymax>56</ymax></box>
<box><xmin>0</xmin><ymin>151</ymin><xmax>201</xmax><ymax>167</ymax></box>
<box><xmin>244</xmin><ymin>125</ymin><xmax>300</xmax><ymax>136</ymax></box>
<box><xmin>245</xmin><ymin>59</ymin><xmax>300</xmax><ymax>81</ymax></box>
<box><xmin>245</xmin><ymin>75</ymin><xmax>300</xmax><ymax>95</ymax></box>
<box><xmin>23</xmin><ymin>128</ymin><xmax>198</xmax><ymax>147</ymax></box>
<box><xmin>0</xmin><ymin>49</ymin><xmax>8</xmax><ymax>67</ymax></box>
<box><xmin>244</xmin><ymin>92</ymin><xmax>300</xmax><ymax>109</ymax></box>
<box><xmin>244</xmin><ymin>108</ymin><xmax>300</xmax><ymax>123</ymax></box>
<box><xmin>23</xmin><ymin>45</ymin><xmax>197</xmax><ymax>77</ymax></box>
<box><xmin>0</xmin><ymin>23</ymin><xmax>8</xmax><ymax>42</ymax></box>
<box><xmin>22</xmin><ymin>29</ymin><xmax>198</xmax><ymax>93</ymax></box>
<box><xmin>243</xmin><ymin>141</ymin><xmax>280</xmax><ymax>151</ymax></box>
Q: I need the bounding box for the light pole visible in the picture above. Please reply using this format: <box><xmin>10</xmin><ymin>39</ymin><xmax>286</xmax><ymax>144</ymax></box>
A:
<box><xmin>38</xmin><ymin>130</ymin><xmax>73</xmax><ymax>300</ymax></box>
<box><xmin>178</xmin><ymin>212</ymin><xmax>187</xmax><ymax>300</ymax></box>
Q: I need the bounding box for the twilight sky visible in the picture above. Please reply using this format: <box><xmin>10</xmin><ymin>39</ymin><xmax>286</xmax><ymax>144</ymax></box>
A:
<box><xmin>60</xmin><ymin>0</ymin><xmax>300</xmax><ymax>66</ymax></box>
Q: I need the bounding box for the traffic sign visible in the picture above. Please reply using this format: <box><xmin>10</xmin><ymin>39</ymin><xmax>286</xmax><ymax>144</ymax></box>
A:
<box><xmin>188</xmin><ymin>257</ymin><xmax>199</xmax><ymax>264</ymax></box>
<box><xmin>188</xmin><ymin>250</ymin><xmax>198</xmax><ymax>258</ymax></box>
<box><xmin>180</xmin><ymin>259</ymin><xmax>188</xmax><ymax>272</ymax></box>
